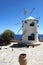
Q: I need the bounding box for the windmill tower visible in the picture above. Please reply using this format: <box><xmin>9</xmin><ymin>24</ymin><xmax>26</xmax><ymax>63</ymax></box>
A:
<box><xmin>22</xmin><ymin>16</ymin><xmax>39</xmax><ymax>45</ymax></box>
<box><xmin>16</xmin><ymin>8</ymin><xmax>40</xmax><ymax>46</ymax></box>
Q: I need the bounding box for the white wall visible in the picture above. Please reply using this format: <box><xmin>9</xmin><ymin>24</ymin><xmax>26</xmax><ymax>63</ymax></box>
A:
<box><xmin>22</xmin><ymin>19</ymin><xmax>39</xmax><ymax>44</ymax></box>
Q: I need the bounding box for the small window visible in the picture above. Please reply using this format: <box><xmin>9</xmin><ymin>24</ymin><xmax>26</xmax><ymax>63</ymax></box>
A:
<box><xmin>30</xmin><ymin>22</ymin><xmax>34</xmax><ymax>26</ymax></box>
<box><xmin>25</xmin><ymin>21</ymin><xmax>27</xmax><ymax>23</ymax></box>
<box><xmin>28</xmin><ymin>33</ymin><xmax>35</xmax><ymax>40</ymax></box>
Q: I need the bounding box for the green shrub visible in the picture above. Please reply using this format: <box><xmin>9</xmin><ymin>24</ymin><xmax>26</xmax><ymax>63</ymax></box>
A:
<box><xmin>1</xmin><ymin>29</ymin><xmax>15</xmax><ymax>45</ymax></box>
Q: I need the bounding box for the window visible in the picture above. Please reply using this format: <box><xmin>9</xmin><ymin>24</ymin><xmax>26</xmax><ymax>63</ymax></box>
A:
<box><xmin>25</xmin><ymin>21</ymin><xmax>27</xmax><ymax>23</ymax></box>
<box><xmin>28</xmin><ymin>33</ymin><xmax>35</xmax><ymax>40</ymax></box>
<box><xmin>30</xmin><ymin>22</ymin><xmax>35</xmax><ymax>26</ymax></box>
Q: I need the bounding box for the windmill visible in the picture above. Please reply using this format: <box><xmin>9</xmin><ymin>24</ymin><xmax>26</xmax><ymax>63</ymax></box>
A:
<box><xmin>15</xmin><ymin>8</ymin><xmax>35</xmax><ymax>34</ymax></box>
<box><xmin>14</xmin><ymin>8</ymin><xmax>40</xmax><ymax>47</ymax></box>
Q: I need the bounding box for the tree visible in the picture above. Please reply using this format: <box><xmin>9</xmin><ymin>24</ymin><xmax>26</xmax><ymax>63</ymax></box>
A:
<box><xmin>1</xmin><ymin>29</ymin><xmax>15</xmax><ymax>45</ymax></box>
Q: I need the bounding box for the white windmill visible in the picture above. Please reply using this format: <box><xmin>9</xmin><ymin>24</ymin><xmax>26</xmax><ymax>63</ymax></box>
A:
<box><xmin>15</xmin><ymin>8</ymin><xmax>40</xmax><ymax>47</ymax></box>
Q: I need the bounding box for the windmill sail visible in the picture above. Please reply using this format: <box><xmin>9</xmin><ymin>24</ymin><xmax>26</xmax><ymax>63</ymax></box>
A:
<box><xmin>29</xmin><ymin>8</ymin><xmax>35</xmax><ymax>16</ymax></box>
<box><xmin>24</xmin><ymin>8</ymin><xmax>27</xmax><ymax>15</ymax></box>
<box><xmin>17</xmin><ymin>27</ymin><xmax>22</xmax><ymax>34</ymax></box>
<box><xmin>14</xmin><ymin>22</ymin><xmax>22</xmax><ymax>25</ymax></box>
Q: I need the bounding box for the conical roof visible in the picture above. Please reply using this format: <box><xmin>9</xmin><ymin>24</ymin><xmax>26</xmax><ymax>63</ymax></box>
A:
<box><xmin>25</xmin><ymin>16</ymin><xmax>35</xmax><ymax>20</ymax></box>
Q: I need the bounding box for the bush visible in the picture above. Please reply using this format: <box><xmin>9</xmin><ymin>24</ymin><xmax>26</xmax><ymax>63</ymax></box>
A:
<box><xmin>1</xmin><ymin>29</ymin><xmax>15</xmax><ymax>45</ymax></box>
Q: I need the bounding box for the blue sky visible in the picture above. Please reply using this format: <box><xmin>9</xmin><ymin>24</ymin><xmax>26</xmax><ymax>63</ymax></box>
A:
<box><xmin>0</xmin><ymin>0</ymin><xmax>43</xmax><ymax>34</ymax></box>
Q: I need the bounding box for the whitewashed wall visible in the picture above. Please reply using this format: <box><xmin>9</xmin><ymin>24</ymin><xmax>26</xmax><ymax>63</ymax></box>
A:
<box><xmin>22</xmin><ymin>19</ymin><xmax>39</xmax><ymax>44</ymax></box>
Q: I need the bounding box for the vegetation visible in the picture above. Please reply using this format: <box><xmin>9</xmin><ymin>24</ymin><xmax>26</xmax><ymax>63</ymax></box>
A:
<box><xmin>1</xmin><ymin>29</ymin><xmax>15</xmax><ymax>45</ymax></box>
